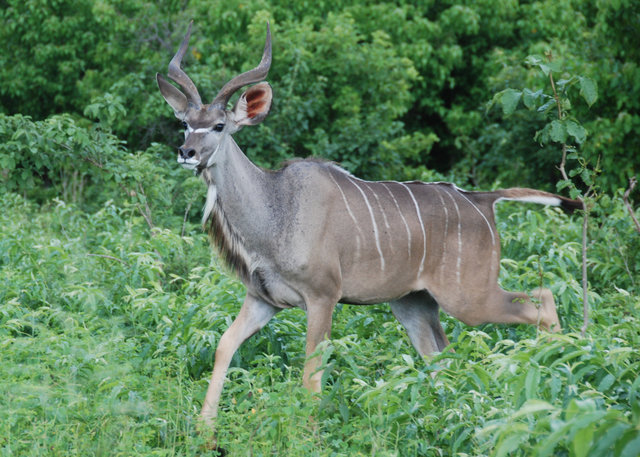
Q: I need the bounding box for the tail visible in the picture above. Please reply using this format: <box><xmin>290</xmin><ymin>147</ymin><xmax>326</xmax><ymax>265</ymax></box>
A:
<box><xmin>497</xmin><ymin>188</ymin><xmax>584</xmax><ymax>214</ymax></box>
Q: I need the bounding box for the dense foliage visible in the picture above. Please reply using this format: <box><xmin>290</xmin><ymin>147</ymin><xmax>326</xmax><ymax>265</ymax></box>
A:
<box><xmin>1</xmin><ymin>0</ymin><xmax>639</xmax><ymax>456</ymax></box>
<box><xmin>1</xmin><ymin>191</ymin><xmax>638</xmax><ymax>456</ymax></box>
<box><xmin>2</xmin><ymin>0</ymin><xmax>639</xmax><ymax>190</ymax></box>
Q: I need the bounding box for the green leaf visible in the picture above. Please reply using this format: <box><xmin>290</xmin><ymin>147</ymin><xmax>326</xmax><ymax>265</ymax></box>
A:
<box><xmin>534</xmin><ymin>124</ymin><xmax>550</xmax><ymax>145</ymax></box>
<box><xmin>523</xmin><ymin>88</ymin><xmax>544</xmax><ymax>110</ymax></box>
<box><xmin>524</xmin><ymin>55</ymin><xmax>543</xmax><ymax>66</ymax></box>
<box><xmin>573</xmin><ymin>425</ymin><xmax>594</xmax><ymax>457</ymax></box>
<box><xmin>525</xmin><ymin>365</ymin><xmax>540</xmax><ymax>399</ymax></box>
<box><xmin>528</xmin><ymin>58</ymin><xmax>562</xmax><ymax>76</ymax></box>
<box><xmin>620</xmin><ymin>432</ymin><xmax>640</xmax><ymax>457</ymax></box>
<box><xmin>338</xmin><ymin>401</ymin><xmax>350</xmax><ymax>422</ymax></box>
<box><xmin>549</xmin><ymin>120</ymin><xmax>567</xmax><ymax>143</ymax></box>
<box><xmin>581</xmin><ymin>169</ymin><xmax>594</xmax><ymax>187</ymax></box>
<box><xmin>499</xmin><ymin>89</ymin><xmax>522</xmax><ymax>116</ymax></box>
<box><xmin>537</xmin><ymin>99</ymin><xmax>556</xmax><ymax>114</ymax></box>
<box><xmin>566</xmin><ymin>120</ymin><xmax>587</xmax><ymax>144</ymax></box>
<box><xmin>494</xmin><ymin>426</ymin><xmax>528</xmax><ymax>457</ymax></box>
<box><xmin>579</xmin><ymin>76</ymin><xmax>598</xmax><ymax>107</ymax></box>
<box><xmin>401</xmin><ymin>353</ymin><xmax>414</xmax><ymax>368</ymax></box>
<box><xmin>590</xmin><ymin>423</ymin><xmax>630</xmax><ymax>457</ymax></box>
<box><xmin>597</xmin><ymin>373</ymin><xmax>615</xmax><ymax>392</ymax></box>
<box><xmin>511</xmin><ymin>399</ymin><xmax>556</xmax><ymax>419</ymax></box>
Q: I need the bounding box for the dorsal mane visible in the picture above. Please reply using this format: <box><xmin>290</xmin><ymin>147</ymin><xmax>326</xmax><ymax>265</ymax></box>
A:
<box><xmin>272</xmin><ymin>156</ymin><xmax>335</xmax><ymax>172</ymax></box>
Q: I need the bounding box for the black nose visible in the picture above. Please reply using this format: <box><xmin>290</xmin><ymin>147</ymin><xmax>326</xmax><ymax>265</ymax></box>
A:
<box><xmin>178</xmin><ymin>147</ymin><xmax>196</xmax><ymax>159</ymax></box>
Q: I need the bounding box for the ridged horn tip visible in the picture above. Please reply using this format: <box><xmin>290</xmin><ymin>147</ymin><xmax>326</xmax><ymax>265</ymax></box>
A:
<box><xmin>167</xmin><ymin>20</ymin><xmax>202</xmax><ymax>107</ymax></box>
<box><xmin>211</xmin><ymin>22</ymin><xmax>272</xmax><ymax>107</ymax></box>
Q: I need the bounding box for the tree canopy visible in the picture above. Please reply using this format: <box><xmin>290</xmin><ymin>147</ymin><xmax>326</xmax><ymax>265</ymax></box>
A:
<box><xmin>2</xmin><ymin>0</ymin><xmax>638</xmax><ymax>194</ymax></box>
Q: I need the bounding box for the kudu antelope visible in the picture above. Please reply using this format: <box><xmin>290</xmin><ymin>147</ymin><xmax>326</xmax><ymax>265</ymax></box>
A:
<box><xmin>157</xmin><ymin>23</ymin><xmax>582</xmax><ymax>432</ymax></box>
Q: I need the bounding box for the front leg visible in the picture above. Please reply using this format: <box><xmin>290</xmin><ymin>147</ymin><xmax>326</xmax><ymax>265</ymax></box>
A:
<box><xmin>303</xmin><ymin>301</ymin><xmax>336</xmax><ymax>393</ymax></box>
<box><xmin>200</xmin><ymin>294</ymin><xmax>279</xmax><ymax>431</ymax></box>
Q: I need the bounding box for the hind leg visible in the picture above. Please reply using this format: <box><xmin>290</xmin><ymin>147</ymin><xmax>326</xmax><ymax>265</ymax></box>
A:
<box><xmin>390</xmin><ymin>290</ymin><xmax>450</xmax><ymax>356</ymax></box>
<box><xmin>494</xmin><ymin>287</ymin><xmax>561</xmax><ymax>332</ymax></box>
<box><xmin>530</xmin><ymin>287</ymin><xmax>561</xmax><ymax>331</ymax></box>
<box><xmin>440</xmin><ymin>286</ymin><xmax>561</xmax><ymax>332</ymax></box>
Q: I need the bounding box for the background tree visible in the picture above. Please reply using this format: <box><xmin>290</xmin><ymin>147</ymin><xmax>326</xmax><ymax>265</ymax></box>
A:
<box><xmin>2</xmin><ymin>0</ymin><xmax>638</xmax><ymax>192</ymax></box>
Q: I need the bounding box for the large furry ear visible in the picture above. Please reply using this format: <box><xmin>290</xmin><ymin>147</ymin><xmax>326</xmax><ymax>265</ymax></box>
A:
<box><xmin>156</xmin><ymin>73</ymin><xmax>188</xmax><ymax>115</ymax></box>
<box><xmin>230</xmin><ymin>82</ymin><xmax>272</xmax><ymax>126</ymax></box>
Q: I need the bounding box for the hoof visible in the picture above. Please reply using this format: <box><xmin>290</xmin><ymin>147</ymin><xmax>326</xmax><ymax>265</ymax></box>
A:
<box><xmin>200</xmin><ymin>436</ymin><xmax>226</xmax><ymax>456</ymax></box>
<box><xmin>208</xmin><ymin>445</ymin><xmax>227</xmax><ymax>456</ymax></box>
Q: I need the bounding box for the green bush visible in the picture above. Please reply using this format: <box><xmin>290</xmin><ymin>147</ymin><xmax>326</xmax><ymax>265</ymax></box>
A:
<box><xmin>2</xmin><ymin>1</ymin><xmax>638</xmax><ymax>188</ymax></box>
<box><xmin>1</xmin><ymin>1</ymin><xmax>639</xmax><ymax>455</ymax></box>
<box><xmin>1</xmin><ymin>185</ymin><xmax>638</xmax><ymax>456</ymax></box>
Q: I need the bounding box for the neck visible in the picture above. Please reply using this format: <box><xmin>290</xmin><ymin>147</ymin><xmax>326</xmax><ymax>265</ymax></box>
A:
<box><xmin>202</xmin><ymin>136</ymin><xmax>267</xmax><ymax>217</ymax></box>
<box><xmin>200</xmin><ymin>137</ymin><xmax>270</xmax><ymax>280</ymax></box>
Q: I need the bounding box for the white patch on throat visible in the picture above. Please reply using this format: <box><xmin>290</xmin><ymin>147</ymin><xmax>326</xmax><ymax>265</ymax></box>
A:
<box><xmin>202</xmin><ymin>184</ymin><xmax>218</xmax><ymax>224</ymax></box>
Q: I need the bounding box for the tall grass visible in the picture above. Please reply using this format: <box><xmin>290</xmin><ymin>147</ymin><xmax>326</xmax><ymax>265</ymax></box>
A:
<box><xmin>1</xmin><ymin>193</ymin><xmax>638</xmax><ymax>456</ymax></box>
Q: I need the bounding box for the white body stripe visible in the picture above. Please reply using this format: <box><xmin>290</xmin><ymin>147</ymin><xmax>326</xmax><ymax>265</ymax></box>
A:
<box><xmin>349</xmin><ymin>178</ymin><xmax>385</xmax><ymax>271</ymax></box>
<box><xmin>398</xmin><ymin>183</ymin><xmax>427</xmax><ymax>278</ymax></box>
<box><xmin>365</xmin><ymin>183</ymin><xmax>391</xmax><ymax>248</ymax></box>
<box><xmin>328</xmin><ymin>172</ymin><xmax>363</xmax><ymax>257</ymax></box>
<box><xmin>453</xmin><ymin>186</ymin><xmax>499</xmax><ymax>281</ymax></box>
<box><xmin>433</xmin><ymin>187</ymin><xmax>450</xmax><ymax>281</ymax></box>
<box><xmin>382</xmin><ymin>183</ymin><xmax>412</xmax><ymax>258</ymax></box>
<box><xmin>455</xmin><ymin>189</ymin><xmax>496</xmax><ymax>246</ymax></box>
<box><xmin>442</xmin><ymin>187</ymin><xmax>462</xmax><ymax>286</ymax></box>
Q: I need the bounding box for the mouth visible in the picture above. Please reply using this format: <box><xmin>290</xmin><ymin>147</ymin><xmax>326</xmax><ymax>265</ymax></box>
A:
<box><xmin>177</xmin><ymin>157</ymin><xmax>199</xmax><ymax>170</ymax></box>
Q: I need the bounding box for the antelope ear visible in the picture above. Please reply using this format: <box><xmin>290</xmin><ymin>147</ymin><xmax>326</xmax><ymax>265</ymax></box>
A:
<box><xmin>230</xmin><ymin>82</ymin><xmax>272</xmax><ymax>126</ymax></box>
<box><xmin>156</xmin><ymin>73</ymin><xmax>188</xmax><ymax>115</ymax></box>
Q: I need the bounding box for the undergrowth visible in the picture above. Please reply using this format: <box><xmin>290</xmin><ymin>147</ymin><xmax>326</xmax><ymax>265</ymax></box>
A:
<box><xmin>1</xmin><ymin>193</ymin><xmax>638</xmax><ymax>456</ymax></box>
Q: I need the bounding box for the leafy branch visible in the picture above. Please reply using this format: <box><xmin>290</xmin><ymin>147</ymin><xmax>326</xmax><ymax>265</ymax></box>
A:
<box><xmin>489</xmin><ymin>52</ymin><xmax>599</xmax><ymax>336</ymax></box>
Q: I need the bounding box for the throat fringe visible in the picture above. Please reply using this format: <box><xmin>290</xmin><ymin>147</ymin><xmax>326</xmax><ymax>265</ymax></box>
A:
<box><xmin>204</xmin><ymin>196</ymin><xmax>250</xmax><ymax>283</ymax></box>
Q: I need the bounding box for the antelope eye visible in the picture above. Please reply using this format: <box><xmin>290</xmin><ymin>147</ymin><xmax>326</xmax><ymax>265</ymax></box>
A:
<box><xmin>214</xmin><ymin>123</ymin><xmax>225</xmax><ymax>132</ymax></box>
<box><xmin>181</xmin><ymin>121</ymin><xmax>188</xmax><ymax>129</ymax></box>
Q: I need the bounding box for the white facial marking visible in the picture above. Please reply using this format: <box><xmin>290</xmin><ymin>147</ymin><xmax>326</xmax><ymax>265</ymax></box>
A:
<box><xmin>349</xmin><ymin>178</ymin><xmax>385</xmax><ymax>271</ymax></box>
<box><xmin>399</xmin><ymin>183</ymin><xmax>427</xmax><ymax>279</ymax></box>
<box><xmin>177</xmin><ymin>157</ymin><xmax>199</xmax><ymax>169</ymax></box>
